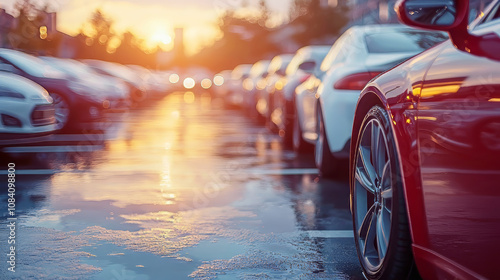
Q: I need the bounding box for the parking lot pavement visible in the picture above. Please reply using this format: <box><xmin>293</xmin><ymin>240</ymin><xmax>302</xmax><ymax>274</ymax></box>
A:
<box><xmin>0</xmin><ymin>92</ymin><xmax>363</xmax><ymax>279</ymax></box>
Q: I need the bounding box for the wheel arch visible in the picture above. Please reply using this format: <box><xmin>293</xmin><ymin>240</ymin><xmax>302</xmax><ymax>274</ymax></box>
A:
<box><xmin>350</xmin><ymin>85</ymin><xmax>428</xmax><ymax>249</ymax></box>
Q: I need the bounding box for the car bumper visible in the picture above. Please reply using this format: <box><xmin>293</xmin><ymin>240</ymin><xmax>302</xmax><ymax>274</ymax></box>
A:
<box><xmin>320</xmin><ymin>89</ymin><xmax>360</xmax><ymax>154</ymax></box>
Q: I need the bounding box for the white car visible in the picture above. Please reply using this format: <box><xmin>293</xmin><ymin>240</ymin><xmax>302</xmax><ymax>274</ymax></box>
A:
<box><xmin>309</xmin><ymin>25</ymin><xmax>447</xmax><ymax>177</ymax></box>
<box><xmin>83</xmin><ymin>59</ymin><xmax>148</xmax><ymax>104</ymax></box>
<box><xmin>242</xmin><ymin>60</ymin><xmax>270</xmax><ymax>120</ymax></box>
<box><xmin>40</xmin><ymin>57</ymin><xmax>131</xmax><ymax>111</ymax></box>
<box><xmin>270</xmin><ymin>46</ymin><xmax>330</xmax><ymax>146</ymax></box>
<box><xmin>228</xmin><ymin>64</ymin><xmax>252</xmax><ymax>107</ymax></box>
<box><xmin>0</xmin><ymin>72</ymin><xmax>56</xmax><ymax>145</ymax></box>
<box><xmin>127</xmin><ymin>64</ymin><xmax>170</xmax><ymax>98</ymax></box>
<box><xmin>255</xmin><ymin>54</ymin><xmax>294</xmax><ymax>124</ymax></box>
<box><xmin>212</xmin><ymin>70</ymin><xmax>232</xmax><ymax>98</ymax></box>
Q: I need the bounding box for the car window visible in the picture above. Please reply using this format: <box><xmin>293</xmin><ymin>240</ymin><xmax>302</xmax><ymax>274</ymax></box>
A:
<box><xmin>365</xmin><ymin>31</ymin><xmax>448</xmax><ymax>53</ymax></box>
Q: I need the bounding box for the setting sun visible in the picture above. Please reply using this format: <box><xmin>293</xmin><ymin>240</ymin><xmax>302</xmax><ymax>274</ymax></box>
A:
<box><xmin>149</xmin><ymin>29</ymin><xmax>173</xmax><ymax>49</ymax></box>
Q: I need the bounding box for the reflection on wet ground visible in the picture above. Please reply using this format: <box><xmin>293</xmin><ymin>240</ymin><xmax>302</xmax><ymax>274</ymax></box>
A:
<box><xmin>0</xmin><ymin>92</ymin><xmax>362</xmax><ymax>279</ymax></box>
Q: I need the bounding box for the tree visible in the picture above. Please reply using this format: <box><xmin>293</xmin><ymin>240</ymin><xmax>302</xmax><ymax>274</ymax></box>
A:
<box><xmin>290</xmin><ymin>0</ymin><xmax>349</xmax><ymax>45</ymax></box>
<box><xmin>257</xmin><ymin>0</ymin><xmax>270</xmax><ymax>26</ymax></box>
<box><xmin>8</xmin><ymin>0</ymin><xmax>52</xmax><ymax>53</ymax></box>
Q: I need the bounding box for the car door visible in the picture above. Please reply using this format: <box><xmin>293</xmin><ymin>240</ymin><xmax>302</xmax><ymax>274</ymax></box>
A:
<box><xmin>416</xmin><ymin>7</ymin><xmax>500</xmax><ymax>278</ymax></box>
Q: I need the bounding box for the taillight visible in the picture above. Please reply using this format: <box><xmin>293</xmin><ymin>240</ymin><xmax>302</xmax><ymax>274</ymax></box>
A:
<box><xmin>334</xmin><ymin>72</ymin><xmax>382</xmax><ymax>90</ymax></box>
<box><xmin>299</xmin><ymin>74</ymin><xmax>311</xmax><ymax>84</ymax></box>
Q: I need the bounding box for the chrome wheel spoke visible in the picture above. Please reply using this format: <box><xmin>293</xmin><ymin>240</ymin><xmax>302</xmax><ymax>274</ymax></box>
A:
<box><xmin>370</xmin><ymin>122</ymin><xmax>380</xmax><ymax>175</ymax></box>
<box><xmin>381</xmin><ymin>189</ymin><xmax>392</xmax><ymax>199</ymax></box>
<box><xmin>358</xmin><ymin>146</ymin><xmax>377</xmax><ymax>186</ymax></box>
<box><xmin>362</xmin><ymin>209</ymin><xmax>378</xmax><ymax>259</ymax></box>
<box><xmin>50</xmin><ymin>94</ymin><xmax>69</xmax><ymax>127</ymax></box>
<box><xmin>355</xmin><ymin>166</ymin><xmax>375</xmax><ymax>194</ymax></box>
<box><xmin>358</xmin><ymin>204</ymin><xmax>376</xmax><ymax>240</ymax></box>
<box><xmin>375</xmin><ymin>129</ymin><xmax>387</xmax><ymax>176</ymax></box>
<box><xmin>384</xmin><ymin>205</ymin><xmax>392</xmax><ymax>215</ymax></box>
<box><xmin>380</xmin><ymin>161</ymin><xmax>391</xmax><ymax>191</ymax></box>
<box><xmin>376</xmin><ymin>209</ymin><xmax>389</xmax><ymax>260</ymax></box>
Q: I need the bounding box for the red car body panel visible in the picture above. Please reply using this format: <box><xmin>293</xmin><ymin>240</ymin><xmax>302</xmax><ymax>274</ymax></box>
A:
<box><xmin>352</xmin><ymin>36</ymin><xmax>500</xmax><ymax>279</ymax></box>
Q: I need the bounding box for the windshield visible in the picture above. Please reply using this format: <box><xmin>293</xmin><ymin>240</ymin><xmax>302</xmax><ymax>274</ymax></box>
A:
<box><xmin>43</xmin><ymin>58</ymin><xmax>96</xmax><ymax>80</ymax></box>
<box><xmin>365</xmin><ymin>31</ymin><xmax>448</xmax><ymax>54</ymax></box>
<box><xmin>0</xmin><ymin>50</ymin><xmax>65</xmax><ymax>78</ymax></box>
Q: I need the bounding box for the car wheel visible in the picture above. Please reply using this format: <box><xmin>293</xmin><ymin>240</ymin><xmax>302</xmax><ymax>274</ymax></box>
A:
<box><xmin>315</xmin><ymin>106</ymin><xmax>339</xmax><ymax>177</ymax></box>
<box><xmin>352</xmin><ymin>105</ymin><xmax>414</xmax><ymax>280</ymax></box>
<box><xmin>282</xmin><ymin>99</ymin><xmax>294</xmax><ymax>148</ymax></box>
<box><xmin>293</xmin><ymin>107</ymin><xmax>313</xmax><ymax>153</ymax></box>
<box><xmin>50</xmin><ymin>92</ymin><xmax>70</xmax><ymax>130</ymax></box>
<box><xmin>266</xmin><ymin>92</ymin><xmax>276</xmax><ymax>132</ymax></box>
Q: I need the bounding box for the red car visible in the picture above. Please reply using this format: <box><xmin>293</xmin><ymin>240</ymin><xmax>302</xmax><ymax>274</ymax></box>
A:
<box><xmin>349</xmin><ymin>0</ymin><xmax>500</xmax><ymax>279</ymax></box>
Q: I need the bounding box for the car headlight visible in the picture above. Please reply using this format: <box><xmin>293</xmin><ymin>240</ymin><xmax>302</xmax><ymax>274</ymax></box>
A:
<box><xmin>31</xmin><ymin>89</ymin><xmax>52</xmax><ymax>103</ymax></box>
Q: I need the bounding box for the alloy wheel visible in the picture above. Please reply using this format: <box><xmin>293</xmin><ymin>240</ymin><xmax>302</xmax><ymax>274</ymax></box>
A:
<box><xmin>315</xmin><ymin>109</ymin><xmax>324</xmax><ymax>167</ymax></box>
<box><xmin>354</xmin><ymin>118</ymin><xmax>393</xmax><ymax>271</ymax></box>
<box><xmin>50</xmin><ymin>93</ymin><xmax>70</xmax><ymax>130</ymax></box>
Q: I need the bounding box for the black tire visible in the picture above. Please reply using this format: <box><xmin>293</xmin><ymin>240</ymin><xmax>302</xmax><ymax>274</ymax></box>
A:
<box><xmin>351</xmin><ymin>105</ymin><xmax>416</xmax><ymax>280</ymax></box>
<box><xmin>293</xmin><ymin>107</ymin><xmax>313</xmax><ymax>153</ymax></box>
<box><xmin>282</xmin><ymin>99</ymin><xmax>294</xmax><ymax>149</ymax></box>
<box><xmin>266</xmin><ymin>91</ymin><xmax>277</xmax><ymax>132</ymax></box>
<box><xmin>315</xmin><ymin>106</ymin><xmax>340</xmax><ymax>177</ymax></box>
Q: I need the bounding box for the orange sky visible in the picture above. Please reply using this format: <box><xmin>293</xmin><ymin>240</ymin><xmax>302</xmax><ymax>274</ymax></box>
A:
<box><xmin>1</xmin><ymin>0</ymin><xmax>292</xmax><ymax>55</ymax></box>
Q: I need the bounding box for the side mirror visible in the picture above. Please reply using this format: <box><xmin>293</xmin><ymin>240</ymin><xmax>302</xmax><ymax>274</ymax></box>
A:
<box><xmin>396</xmin><ymin>0</ymin><xmax>470</xmax><ymax>50</ymax></box>
<box><xmin>396</xmin><ymin>0</ymin><xmax>500</xmax><ymax>60</ymax></box>
<box><xmin>404</xmin><ymin>0</ymin><xmax>457</xmax><ymax>27</ymax></box>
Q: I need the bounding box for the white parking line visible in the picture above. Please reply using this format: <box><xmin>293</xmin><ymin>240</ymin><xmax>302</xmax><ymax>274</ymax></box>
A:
<box><xmin>306</xmin><ymin>230</ymin><xmax>354</xmax><ymax>238</ymax></box>
<box><xmin>247</xmin><ymin>168</ymin><xmax>318</xmax><ymax>175</ymax></box>
<box><xmin>2</xmin><ymin>145</ymin><xmax>103</xmax><ymax>153</ymax></box>
<box><xmin>0</xmin><ymin>167</ymin><xmax>318</xmax><ymax>176</ymax></box>
<box><xmin>0</xmin><ymin>169</ymin><xmax>59</xmax><ymax>175</ymax></box>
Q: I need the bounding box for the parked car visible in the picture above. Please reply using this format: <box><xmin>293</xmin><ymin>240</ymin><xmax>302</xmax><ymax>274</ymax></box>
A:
<box><xmin>212</xmin><ymin>70</ymin><xmax>232</xmax><ymax>99</ymax></box>
<box><xmin>270</xmin><ymin>45</ymin><xmax>330</xmax><ymax>146</ymax></box>
<box><xmin>0</xmin><ymin>72</ymin><xmax>56</xmax><ymax>144</ymax></box>
<box><xmin>242</xmin><ymin>60</ymin><xmax>271</xmax><ymax>120</ymax></box>
<box><xmin>350</xmin><ymin>1</ymin><xmax>500</xmax><ymax>279</ymax></box>
<box><xmin>127</xmin><ymin>64</ymin><xmax>170</xmax><ymax>99</ymax></box>
<box><xmin>40</xmin><ymin>57</ymin><xmax>131</xmax><ymax>111</ymax></box>
<box><xmin>311</xmin><ymin>25</ymin><xmax>447</xmax><ymax>177</ymax></box>
<box><xmin>0</xmin><ymin>49</ymin><xmax>112</xmax><ymax>130</ymax></box>
<box><xmin>83</xmin><ymin>59</ymin><xmax>148</xmax><ymax>104</ymax></box>
<box><xmin>227</xmin><ymin>64</ymin><xmax>252</xmax><ymax>108</ymax></box>
<box><xmin>255</xmin><ymin>54</ymin><xmax>294</xmax><ymax>124</ymax></box>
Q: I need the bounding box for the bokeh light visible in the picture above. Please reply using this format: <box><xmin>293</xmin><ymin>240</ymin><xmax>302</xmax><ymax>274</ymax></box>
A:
<box><xmin>184</xmin><ymin>91</ymin><xmax>195</xmax><ymax>103</ymax></box>
<box><xmin>201</xmin><ymin>78</ymin><xmax>212</xmax><ymax>89</ymax></box>
<box><xmin>183</xmin><ymin>77</ymin><xmax>195</xmax><ymax>89</ymax></box>
<box><xmin>169</xmin><ymin>74</ymin><xmax>180</xmax><ymax>84</ymax></box>
<box><xmin>213</xmin><ymin>75</ymin><xmax>224</xmax><ymax>86</ymax></box>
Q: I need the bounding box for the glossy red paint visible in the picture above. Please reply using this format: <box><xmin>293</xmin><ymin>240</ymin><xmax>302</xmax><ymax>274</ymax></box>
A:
<box><xmin>351</xmin><ymin>1</ymin><xmax>500</xmax><ymax>279</ymax></box>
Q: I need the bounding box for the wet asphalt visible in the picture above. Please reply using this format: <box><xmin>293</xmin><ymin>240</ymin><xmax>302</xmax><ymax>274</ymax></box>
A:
<box><xmin>0</xmin><ymin>92</ymin><xmax>364</xmax><ymax>280</ymax></box>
